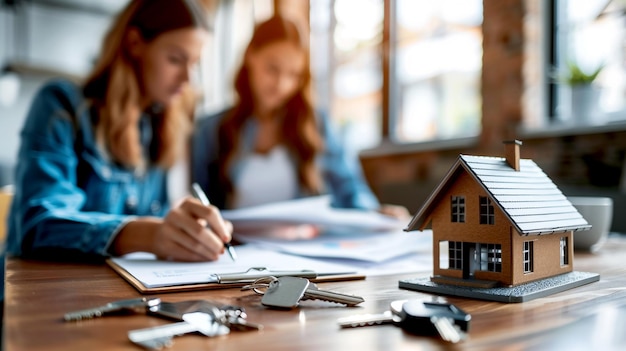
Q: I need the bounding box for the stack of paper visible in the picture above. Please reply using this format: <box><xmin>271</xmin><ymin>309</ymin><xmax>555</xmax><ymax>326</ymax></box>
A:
<box><xmin>220</xmin><ymin>195</ymin><xmax>406</xmax><ymax>233</ymax></box>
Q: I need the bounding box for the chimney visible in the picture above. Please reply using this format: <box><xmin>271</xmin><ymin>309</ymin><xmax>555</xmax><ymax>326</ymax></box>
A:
<box><xmin>504</xmin><ymin>140</ymin><xmax>522</xmax><ymax>171</ymax></box>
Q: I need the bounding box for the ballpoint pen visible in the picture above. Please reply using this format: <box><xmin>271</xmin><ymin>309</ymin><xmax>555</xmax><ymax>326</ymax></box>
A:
<box><xmin>191</xmin><ymin>182</ymin><xmax>238</xmax><ymax>261</ymax></box>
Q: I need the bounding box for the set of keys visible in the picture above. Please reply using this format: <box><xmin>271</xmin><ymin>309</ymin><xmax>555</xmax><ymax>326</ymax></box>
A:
<box><xmin>338</xmin><ymin>299</ymin><xmax>471</xmax><ymax>343</ymax></box>
<box><xmin>130</xmin><ymin>300</ymin><xmax>262</xmax><ymax>349</ymax></box>
<box><xmin>64</xmin><ymin>298</ymin><xmax>262</xmax><ymax>350</ymax></box>
<box><xmin>241</xmin><ymin>276</ymin><xmax>365</xmax><ymax>309</ymax></box>
<box><xmin>63</xmin><ymin>280</ymin><xmax>469</xmax><ymax>347</ymax></box>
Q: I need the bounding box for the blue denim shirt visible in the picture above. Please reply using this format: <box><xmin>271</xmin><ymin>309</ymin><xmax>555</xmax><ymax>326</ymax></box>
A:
<box><xmin>190</xmin><ymin>109</ymin><xmax>380</xmax><ymax>210</ymax></box>
<box><xmin>1</xmin><ymin>80</ymin><xmax>169</xmax><ymax>299</ymax></box>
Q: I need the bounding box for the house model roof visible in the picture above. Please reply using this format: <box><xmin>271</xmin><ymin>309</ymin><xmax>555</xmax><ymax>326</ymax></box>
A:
<box><xmin>405</xmin><ymin>154</ymin><xmax>591</xmax><ymax>235</ymax></box>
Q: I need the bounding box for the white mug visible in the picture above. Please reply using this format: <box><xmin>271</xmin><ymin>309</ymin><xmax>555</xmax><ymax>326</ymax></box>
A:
<box><xmin>568</xmin><ymin>196</ymin><xmax>613</xmax><ymax>252</ymax></box>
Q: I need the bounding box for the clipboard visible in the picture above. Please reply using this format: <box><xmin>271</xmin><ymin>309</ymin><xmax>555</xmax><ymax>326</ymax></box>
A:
<box><xmin>106</xmin><ymin>252</ymin><xmax>365</xmax><ymax>294</ymax></box>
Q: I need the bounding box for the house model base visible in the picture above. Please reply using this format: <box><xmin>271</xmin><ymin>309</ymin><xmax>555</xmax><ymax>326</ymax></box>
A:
<box><xmin>399</xmin><ymin>271</ymin><xmax>600</xmax><ymax>303</ymax></box>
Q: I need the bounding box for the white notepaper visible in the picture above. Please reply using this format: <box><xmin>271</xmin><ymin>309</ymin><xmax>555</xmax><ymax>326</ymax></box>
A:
<box><xmin>110</xmin><ymin>246</ymin><xmax>358</xmax><ymax>288</ymax></box>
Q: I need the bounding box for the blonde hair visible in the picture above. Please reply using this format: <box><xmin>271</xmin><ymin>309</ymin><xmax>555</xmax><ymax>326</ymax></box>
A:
<box><xmin>83</xmin><ymin>0</ymin><xmax>209</xmax><ymax>169</ymax></box>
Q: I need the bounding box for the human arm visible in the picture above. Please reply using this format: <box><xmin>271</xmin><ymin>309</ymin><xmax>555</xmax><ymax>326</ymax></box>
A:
<box><xmin>318</xmin><ymin>112</ymin><xmax>410</xmax><ymax>219</ymax></box>
<box><xmin>7</xmin><ymin>80</ymin><xmax>126</xmax><ymax>259</ymax></box>
<box><xmin>7</xmin><ymin>81</ymin><xmax>232</xmax><ymax>261</ymax></box>
<box><xmin>318</xmin><ymin>111</ymin><xmax>381</xmax><ymax>210</ymax></box>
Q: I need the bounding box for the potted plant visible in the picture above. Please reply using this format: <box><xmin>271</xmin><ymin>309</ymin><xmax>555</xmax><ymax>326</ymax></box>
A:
<box><xmin>560</xmin><ymin>61</ymin><xmax>604</xmax><ymax>124</ymax></box>
<box><xmin>562</xmin><ymin>61</ymin><xmax>603</xmax><ymax>85</ymax></box>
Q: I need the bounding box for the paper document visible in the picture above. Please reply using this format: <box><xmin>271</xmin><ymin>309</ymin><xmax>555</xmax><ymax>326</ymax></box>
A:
<box><xmin>109</xmin><ymin>246</ymin><xmax>358</xmax><ymax>289</ymax></box>
<box><xmin>221</xmin><ymin>195</ymin><xmax>405</xmax><ymax>232</ymax></box>
<box><xmin>237</xmin><ymin>230</ymin><xmax>430</xmax><ymax>263</ymax></box>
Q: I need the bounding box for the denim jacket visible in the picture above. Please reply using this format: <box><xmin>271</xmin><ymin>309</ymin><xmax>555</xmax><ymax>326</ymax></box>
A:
<box><xmin>190</xmin><ymin>109</ymin><xmax>380</xmax><ymax>210</ymax></box>
<box><xmin>3</xmin><ymin>79</ymin><xmax>169</xmax><ymax>273</ymax></box>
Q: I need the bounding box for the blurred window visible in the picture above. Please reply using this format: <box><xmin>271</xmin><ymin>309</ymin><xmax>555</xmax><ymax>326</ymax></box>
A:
<box><xmin>392</xmin><ymin>0</ymin><xmax>483</xmax><ymax>143</ymax></box>
<box><xmin>311</xmin><ymin>0</ymin><xmax>383</xmax><ymax>151</ymax></box>
<box><xmin>551</xmin><ymin>0</ymin><xmax>626</xmax><ymax>123</ymax></box>
<box><xmin>310</xmin><ymin>0</ymin><xmax>482</xmax><ymax>151</ymax></box>
<box><xmin>199</xmin><ymin>0</ymin><xmax>273</xmax><ymax>114</ymax></box>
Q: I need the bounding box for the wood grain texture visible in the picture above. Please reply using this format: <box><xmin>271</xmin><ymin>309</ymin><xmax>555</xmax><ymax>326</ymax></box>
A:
<box><xmin>6</xmin><ymin>236</ymin><xmax>626</xmax><ymax>350</ymax></box>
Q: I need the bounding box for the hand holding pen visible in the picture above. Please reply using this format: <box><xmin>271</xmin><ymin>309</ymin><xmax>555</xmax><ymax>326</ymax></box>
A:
<box><xmin>191</xmin><ymin>183</ymin><xmax>238</xmax><ymax>261</ymax></box>
<box><xmin>110</xmin><ymin>193</ymin><xmax>233</xmax><ymax>262</ymax></box>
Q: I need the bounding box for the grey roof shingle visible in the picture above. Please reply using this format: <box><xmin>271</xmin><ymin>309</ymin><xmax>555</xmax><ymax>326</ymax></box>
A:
<box><xmin>405</xmin><ymin>155</ymin><xmax>591</xmax><ymax>235</ymax></box>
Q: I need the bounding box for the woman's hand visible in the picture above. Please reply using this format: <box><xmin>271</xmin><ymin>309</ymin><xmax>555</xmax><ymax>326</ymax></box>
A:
<box><xmin>111</xmin><ymin>197</ymin><xmax>233</xmax><ymax>261</ymax></box>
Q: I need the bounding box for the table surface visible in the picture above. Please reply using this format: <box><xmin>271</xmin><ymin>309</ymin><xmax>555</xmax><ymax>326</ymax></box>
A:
<box><xmin>5</xmin><ymin>236</ymin><xmax>626</xmax><ymax>351</ymax></box>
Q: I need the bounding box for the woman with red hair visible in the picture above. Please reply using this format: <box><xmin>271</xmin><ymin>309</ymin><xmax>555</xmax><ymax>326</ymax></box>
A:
<box><xmin>192</xmin><ymin>15</ymin><xmax>408</xmax><ymax>219</ymax></box>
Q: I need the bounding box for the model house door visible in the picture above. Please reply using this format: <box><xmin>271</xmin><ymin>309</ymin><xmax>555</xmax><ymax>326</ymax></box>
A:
<box><xmin>463</xmin><ymin>242</ymin><xmax>480</xmax><ymax>279</ymax></box>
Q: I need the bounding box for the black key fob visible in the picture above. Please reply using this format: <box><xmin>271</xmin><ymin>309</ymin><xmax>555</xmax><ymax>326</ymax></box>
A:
<box><xmin>394</xmin><ymin>300</ymin><xmax>471</xmax><ymax>336</ymax></box>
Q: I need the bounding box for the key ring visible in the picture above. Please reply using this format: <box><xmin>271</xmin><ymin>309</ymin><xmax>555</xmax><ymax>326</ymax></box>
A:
<box><xmin>241</xmin><ymin>276</ymin><xmax>278</xmax><ymax>295</ymax></box>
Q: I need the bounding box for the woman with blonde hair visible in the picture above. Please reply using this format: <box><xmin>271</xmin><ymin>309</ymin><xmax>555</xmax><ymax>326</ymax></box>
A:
<box><xmin>191</xmin><ymin>15</ymin><xmax>408</xmax><ymax>220</ymax></box>
<box><xmin>4</xmin><ymin>0</ymin><xmax>232</xmax><ymax>286</ymax></box>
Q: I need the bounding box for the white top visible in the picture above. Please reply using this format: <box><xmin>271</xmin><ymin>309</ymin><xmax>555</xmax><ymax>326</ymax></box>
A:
<box><xmin>233</xmin><ymin>146</ymin><xmax>299</xmax><ymax>208</ymax></box>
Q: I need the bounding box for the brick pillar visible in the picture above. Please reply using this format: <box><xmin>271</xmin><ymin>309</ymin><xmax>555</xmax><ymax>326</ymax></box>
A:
<box><xmin>481</xmin><ymin>0</ymin><xmax>525</xmax><ymax>155</ymax></box>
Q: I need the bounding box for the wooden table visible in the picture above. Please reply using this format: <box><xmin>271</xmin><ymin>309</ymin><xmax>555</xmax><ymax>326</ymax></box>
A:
<box><xmin>5</xmin><ymin>235</ymin><xmax>626</xmax><ymax>351</ymax></box>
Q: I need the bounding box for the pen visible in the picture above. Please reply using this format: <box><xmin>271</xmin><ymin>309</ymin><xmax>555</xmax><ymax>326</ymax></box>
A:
<box><xmin>191</xmin><ymin>182</ymin><xmax>237</xmax><ymax>261</ymax></box>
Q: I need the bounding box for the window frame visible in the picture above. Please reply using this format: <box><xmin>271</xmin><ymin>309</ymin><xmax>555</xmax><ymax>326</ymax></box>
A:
<box><xmin>523</xmin><ymin>240</ymin><xmax>534</xmax><ymax>273</ymax></box>
<box><xmin>451</xmin><ymin>196</ymin><xmax>466</xmax><ymax>223</ymax></box>
<box><xmin>448</xmin><ymin>241</ymin><xmax>463</xmax><ymax>270</ymax></box>
<box><xmin>560</xmin><ymin>236</ymin><xmax>569</xmax><ymax>266</ymax></box>
<box><xmin>479</xmin><ymin>196</ymin><xmax>495</xmax><ymax>225</ymax></box>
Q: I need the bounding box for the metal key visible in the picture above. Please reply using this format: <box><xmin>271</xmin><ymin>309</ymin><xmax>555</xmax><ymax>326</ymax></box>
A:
<box><xmin>64</xmin><ymin>297</ymin><xmax>161</xmax><ymax>321</ymax></box>
<box><xmin>129</xmin><ymin>311</ymin><xmax>229</xmax><ymax>350</ymax></box>
<box><xmin>301</xmin><ymin>281</ymin><xmax>365</xmax><ymax>306</ymax></box>
<box><xmin>149</xmin><ymin>300</ymin><xmax>263</xmax><ymax>331</ymax></box>
<box><xmin>128</xmin><ymin>320</ymin><xmax>197</xmax><ymax>350</ymax></box>
<box><xmin>337</xmin><ymin>299</ymin><xmax>404</xmax><ymax>328</ymax></box>
<box><xmin>244</xmin><ymin>276</ymin><xmax>364</xmax><ymax>309</ymax></box>
<box><xmin>338</xmin><ymin>299</ymin><xmax>470</xmax><ymax>343</ymax></box>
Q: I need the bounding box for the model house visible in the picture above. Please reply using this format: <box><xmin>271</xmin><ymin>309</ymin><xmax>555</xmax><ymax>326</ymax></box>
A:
<box><xmin>405</xmin><ymin>140</ymin><xmax>591</xmax><ymax>287</ymax></box>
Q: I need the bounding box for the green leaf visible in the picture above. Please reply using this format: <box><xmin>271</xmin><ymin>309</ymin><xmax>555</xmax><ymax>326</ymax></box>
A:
<box><xmin>562</xmin><ymin>61</ymin><xmax>604</xmax><ymax>85</ymax></box>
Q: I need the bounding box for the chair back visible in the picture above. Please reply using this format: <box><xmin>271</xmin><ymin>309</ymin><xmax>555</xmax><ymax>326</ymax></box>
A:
<box><xmin>0</xmin><ymin>187</ymin><xmax>13</xmax><ymax>243</ymax></box>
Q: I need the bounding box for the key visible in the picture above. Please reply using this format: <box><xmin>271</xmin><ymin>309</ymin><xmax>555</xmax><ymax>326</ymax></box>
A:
<box><xmin>249</xmin><ymin>276</ymin><xmax>364</xmax><ymax>309</ymax></box>
<box><xmin>64</xmin><ymin>297</ymin><xmax>161</xmax><ymax>321</ymax></box>
<box><xmin>337</xmin><ymin>299</ymin><xmax>404</xmax><ymax>328</ymax></box>
<box><xmin>128</xmin><ymin>321</ymin><xmax>197</xmax><ymax>350</ymax></box>
<box><xmin>128</xmin><ymin>311</ymin><xmax>229</xmax><ymax>350</ymax></box>
<box><xmin>301</xmin><ymin>281</ymin><xmax>365</xmax><ymax>306</ymax></box>
<box><xmin>149</xmin><ymin>300</ymin><xmax>263</xmax><ymax>331</ymax></box>
<box><xmin>183</xmin><ymin>312</ymin><xmax>231</xmax><ymax>337</ymax></box>
<box><xmin>338</xmin><ymin>299</ymin><xmax>471</xmax><ymax>343</ymax></box>
<box><xmin>259</xmin><ymin>276</ymin><xmax>309</xmax><ymax>309</ymax></box>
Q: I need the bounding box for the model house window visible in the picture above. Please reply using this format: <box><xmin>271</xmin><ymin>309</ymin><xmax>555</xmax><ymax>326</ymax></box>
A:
<box><xmin>479</xmin><ymin>196</ymin><xmax>494</xmax><ymax>225</ymax></box>
<box><xmin>451</xmin><ymin>196</ymin><xmax>465</xmax><ymax>223</ymax></box>
<box><xmin>560</xmin><ymin>237</ymin><xmax>569</xmax><ymax>266</ymax></box>
<box><xmin>477</xmin><ymin>243</ymin><xmax>502</xmax><ymax>272</ymax></box>
<box><xmin>449</xmin><ymin>241</ymin><xmax>463</xmax><ymax>270</ymax></box>
<box><xmin>486</xmin><ymin>244</ymin><xmax>502</xmax><ymax>272</ymax></box>
<box><xmin>523</xmin><ymin>240</ymin><xmax>534</xmax><ymax>273</ymax></box>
